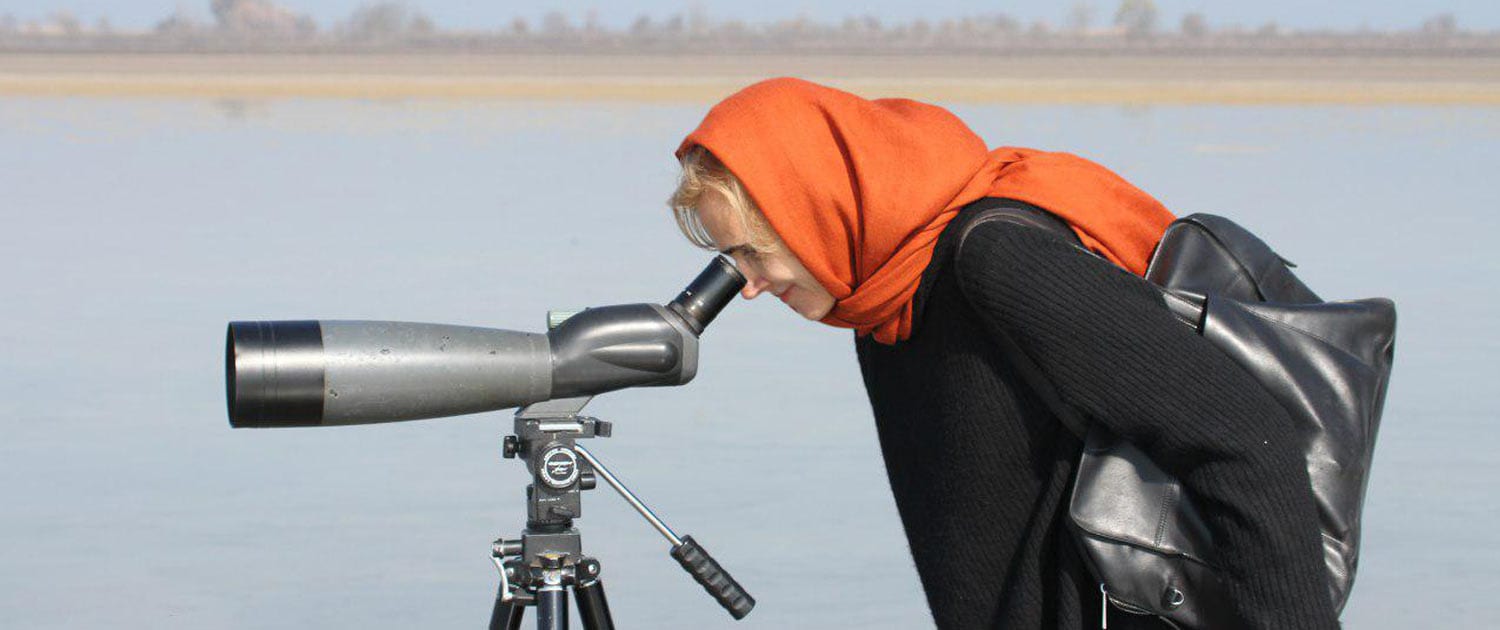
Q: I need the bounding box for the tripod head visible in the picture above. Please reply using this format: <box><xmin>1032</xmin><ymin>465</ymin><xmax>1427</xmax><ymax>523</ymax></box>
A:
<box><xmin>491</xmin><ymin>394</ymin><xmax>756</xmax><ymax>627</ymax></box>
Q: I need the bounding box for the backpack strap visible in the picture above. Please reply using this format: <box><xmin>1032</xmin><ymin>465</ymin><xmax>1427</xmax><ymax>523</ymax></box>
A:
<box><xmin>955</xmin><ymin>198</ymin><xmax>1089</xmax><ymax>256</ymax></box>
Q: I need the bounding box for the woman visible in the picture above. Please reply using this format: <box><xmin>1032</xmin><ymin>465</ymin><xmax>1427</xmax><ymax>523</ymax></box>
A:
<box><xmin>668</xmin><ymin>78</ymin><xmax>1338</xmax><ymax>629</ymax></box>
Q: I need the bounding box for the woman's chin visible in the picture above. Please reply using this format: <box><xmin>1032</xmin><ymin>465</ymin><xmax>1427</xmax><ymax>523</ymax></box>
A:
<box><xmin>793</xmin><ymin>302</ymin><xmax>833</xmax><ymax>321</ymax></box>
<box><xmin>781</xmin><ymin>290</ymin><xmax>833</xmax><ymax>321</ymax></box>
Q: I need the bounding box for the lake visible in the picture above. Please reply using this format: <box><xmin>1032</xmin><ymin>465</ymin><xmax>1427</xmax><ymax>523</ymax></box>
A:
<box><xmin>1</xmin><ymin>96</ymin><xmax>1495</xmax><ymax>628</ymax></box>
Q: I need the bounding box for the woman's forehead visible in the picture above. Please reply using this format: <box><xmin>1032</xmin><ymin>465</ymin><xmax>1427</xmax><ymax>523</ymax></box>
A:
<box><xmin>697</xmin><ymin>193</ymin><xmax>746</xmax><ymax>242</ymax></box>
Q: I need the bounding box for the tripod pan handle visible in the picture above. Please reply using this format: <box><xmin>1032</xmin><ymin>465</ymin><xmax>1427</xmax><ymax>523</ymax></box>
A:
<box><xmin>670</xmin><ymin>535</ymin><xmax>755</xmax><ymax>619</ymax></box>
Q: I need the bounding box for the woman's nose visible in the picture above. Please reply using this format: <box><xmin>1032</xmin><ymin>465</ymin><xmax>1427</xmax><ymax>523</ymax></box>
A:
<box><xmin>741</xmin><ymin>275</ymin><xmax>769</xmax><ymax>299</ymax></box>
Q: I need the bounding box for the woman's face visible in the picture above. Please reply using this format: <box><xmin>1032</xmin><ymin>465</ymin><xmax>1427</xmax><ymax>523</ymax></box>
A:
<box><xmin>695</xmin><ymin>191</ymin><xmax>836</xmax><ymax>321</ymax></box>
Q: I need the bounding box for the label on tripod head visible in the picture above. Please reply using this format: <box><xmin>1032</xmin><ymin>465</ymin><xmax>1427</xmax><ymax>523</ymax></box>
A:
<box><xmin>540</xmin><ymin>446</ymin><xmax>580</xmax><ymax>489</ymax></box>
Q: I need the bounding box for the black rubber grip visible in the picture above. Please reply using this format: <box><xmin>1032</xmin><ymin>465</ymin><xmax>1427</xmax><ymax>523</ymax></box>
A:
<box><xmin>670</xmin><ymin>535</ymin><xmax>755</xmax><ymax>619</ymax></box>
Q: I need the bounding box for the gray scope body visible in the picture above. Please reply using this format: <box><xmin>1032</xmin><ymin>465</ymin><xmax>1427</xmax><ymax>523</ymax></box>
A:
<box><xmin>226</xmin><ymin>257</ymin><xmax>744</xmax><ymax>428</ymax></box>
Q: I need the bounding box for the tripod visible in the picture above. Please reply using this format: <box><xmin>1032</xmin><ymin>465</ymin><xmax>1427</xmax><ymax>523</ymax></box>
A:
<box><xmin>488</xmin><ymin>397</ymin><xmax>754</xmax><ymax>630</ymax></box>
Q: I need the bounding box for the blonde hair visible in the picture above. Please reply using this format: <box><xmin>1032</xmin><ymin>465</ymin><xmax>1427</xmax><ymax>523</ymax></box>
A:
<box><xmin>669</xmin><ymin>145</ymin><xmax>780</xmax><ymax>252</ymax></box>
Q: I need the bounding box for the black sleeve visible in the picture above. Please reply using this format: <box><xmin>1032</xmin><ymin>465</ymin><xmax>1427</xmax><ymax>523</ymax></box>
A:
<box><xmin>953</xmin><ymin>219</ymin><xmax>1339</xmax><ymax>630</ymax></box>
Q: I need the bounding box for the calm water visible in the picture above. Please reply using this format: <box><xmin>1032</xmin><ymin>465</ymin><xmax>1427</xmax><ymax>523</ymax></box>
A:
<box><xmin>1</xmin><ymin>97</ymin><xmax>1495</xmax><ymax>629</ymax></box>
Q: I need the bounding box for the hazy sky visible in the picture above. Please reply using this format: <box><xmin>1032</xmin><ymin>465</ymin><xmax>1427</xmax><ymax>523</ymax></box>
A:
<box><xmin>2</xmin><ymin>0</ymin><xmax>1496</xmax><ymax>32</ymax></box>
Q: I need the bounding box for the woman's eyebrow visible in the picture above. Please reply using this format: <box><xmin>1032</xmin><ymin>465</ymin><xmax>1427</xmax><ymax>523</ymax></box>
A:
<box><xmin>718</xmin><ymin>243</ymin><xmax>751</xmax><ymax>257</ymax></box>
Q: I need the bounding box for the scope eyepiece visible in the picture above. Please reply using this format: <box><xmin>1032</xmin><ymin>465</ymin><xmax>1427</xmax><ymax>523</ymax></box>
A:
<box><xmin>668</xmin><ymin>255</ymin><xmax>746</xmax><ymax>335</ymax></box>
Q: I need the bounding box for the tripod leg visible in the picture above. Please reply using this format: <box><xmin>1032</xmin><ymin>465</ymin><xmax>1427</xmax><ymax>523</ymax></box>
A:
<box><xmin>536</xmin><ymin>586</ymin><xmax>568</xmax><ymax>630</ymax></box>
<box><xmin>489</xmin><ymin>586</ymin><xmax>525</xmax><ymax>630</ymax></box>
<box><xmin>574</xmin><ymin>579</ymin><xmax>615</xmax><ymax>630</ymax></box>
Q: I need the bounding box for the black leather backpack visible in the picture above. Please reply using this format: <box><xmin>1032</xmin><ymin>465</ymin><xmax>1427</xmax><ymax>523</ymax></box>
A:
<box><xmin>958</xmin><ymin>201</ymin><xmax>1397</xmax><ymax>629</ymax></box>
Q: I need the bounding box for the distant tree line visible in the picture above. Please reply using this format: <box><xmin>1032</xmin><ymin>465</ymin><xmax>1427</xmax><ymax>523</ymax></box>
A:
<box><xmin>0</xmin><ymin>0</ymin><xmax>1494</xmax><ymax>55</ymax></box>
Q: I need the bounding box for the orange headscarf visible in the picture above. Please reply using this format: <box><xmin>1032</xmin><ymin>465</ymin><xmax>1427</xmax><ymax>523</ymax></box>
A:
<box><xmin>676</xmin><ymin>77</ymin><xmax>1175</xmax><ymax>344</ymax></box>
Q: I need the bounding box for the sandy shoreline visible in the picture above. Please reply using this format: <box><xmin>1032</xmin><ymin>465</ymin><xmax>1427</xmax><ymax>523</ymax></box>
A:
<box><xmin>2</xmin><ymin>53</ymin><xmax>1497</xmax><ymax>105</ymax></box>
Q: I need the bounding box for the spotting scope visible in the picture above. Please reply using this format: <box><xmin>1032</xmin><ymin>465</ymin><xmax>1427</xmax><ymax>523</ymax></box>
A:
<box><xmin>226</xmin><ymin>256</ymin><xmax>744</xmax><ymax>428</ymax></box>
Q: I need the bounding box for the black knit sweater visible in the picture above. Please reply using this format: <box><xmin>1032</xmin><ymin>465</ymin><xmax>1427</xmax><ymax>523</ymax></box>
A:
<box><xmin>855</xmin><ymin>200</ymin><xmax>1339</xmax><ymax>629</ymax></box>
